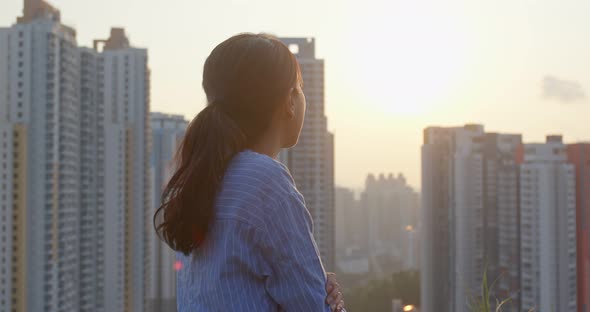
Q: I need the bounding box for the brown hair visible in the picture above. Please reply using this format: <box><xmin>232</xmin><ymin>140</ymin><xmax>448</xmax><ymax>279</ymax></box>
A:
<box><xmin>154</xmin><ymin>33</ymin><xmax>302</xmax><ymax>255</ymax></box>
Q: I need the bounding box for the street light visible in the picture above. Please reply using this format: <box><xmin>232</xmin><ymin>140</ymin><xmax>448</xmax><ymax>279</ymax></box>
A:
<box><xmin>403</xmin><ymin>305</ymin><xmax>415</xmax><ymax>311</ymax></box>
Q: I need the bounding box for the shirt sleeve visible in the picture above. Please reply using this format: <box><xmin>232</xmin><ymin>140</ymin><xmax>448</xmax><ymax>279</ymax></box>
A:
<box><xmin>257</xmin><ymin>192</ymin><xmax>331</xmax><ymax>312</ymax></box>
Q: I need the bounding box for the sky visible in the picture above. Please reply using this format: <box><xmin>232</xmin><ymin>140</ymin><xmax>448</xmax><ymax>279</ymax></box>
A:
<box><xmin>2</xmin><ymin>0</ymin><xmax>590</xmax><ymax>191</ymax></box>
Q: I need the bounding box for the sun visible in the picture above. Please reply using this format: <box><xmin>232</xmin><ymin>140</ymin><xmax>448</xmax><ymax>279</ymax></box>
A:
<box><xmin>346</xmin><ymin>1</ymin><xmax>470</xmax><ymax>116</ymax></box>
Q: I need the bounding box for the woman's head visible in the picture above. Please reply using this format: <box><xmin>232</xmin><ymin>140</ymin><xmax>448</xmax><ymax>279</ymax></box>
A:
<box><xmin>203</xmin><ymin>33</ymin><xmax>305</xmax><ymax>149</ymax></box>
<box><xmin>154</xmin><ymin>33</ymin><xmax>304</xmax><ymax>254</ymax></box>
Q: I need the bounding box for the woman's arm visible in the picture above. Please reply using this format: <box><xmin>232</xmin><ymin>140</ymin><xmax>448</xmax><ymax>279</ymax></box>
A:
<box><xmin>258</xmin><ymin>192</ymin><xmax>331</xmax><ymax>312</ymax></box>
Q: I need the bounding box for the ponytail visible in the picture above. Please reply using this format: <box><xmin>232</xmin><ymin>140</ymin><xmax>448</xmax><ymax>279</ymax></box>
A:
<box><xmin>154</xmin><ymin>103</ymin><xmax>246</xmax><ymax>255</ymax></box>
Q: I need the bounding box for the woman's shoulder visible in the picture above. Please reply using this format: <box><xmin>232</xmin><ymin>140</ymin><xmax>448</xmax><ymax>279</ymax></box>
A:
<box><xmin>218</xmin><ymin>150</ymin><xmax>301</xmax><ymax>226</ymax></box>
<box><xmin>221</xmin><ymin>150</ymin><xmax>300</xmax><ymax>205</ymax></box>
<box><xmin>228</xmin><ymin>150</ymin><xmax>295</xmax><ymax>189</ymax></box>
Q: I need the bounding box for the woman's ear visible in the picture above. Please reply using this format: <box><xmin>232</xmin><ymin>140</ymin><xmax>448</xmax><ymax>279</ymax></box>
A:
<box><xmin>286</xmin><ymin>88</ymin><xmax>296</xmax><ymax>120</ymax></box>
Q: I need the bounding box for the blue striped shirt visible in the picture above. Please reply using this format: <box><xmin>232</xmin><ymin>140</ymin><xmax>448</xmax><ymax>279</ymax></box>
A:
<box><xmin>176</xmin><ymin>150</ymin><xmax>331</xmax><ymax>312</ymax></box>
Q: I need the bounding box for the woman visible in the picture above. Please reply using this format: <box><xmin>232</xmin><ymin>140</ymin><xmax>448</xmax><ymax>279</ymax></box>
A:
<box><xmin>154</xmin><ymin>33</ymin><xmax>345</xmax><ymax>311</ymax></box>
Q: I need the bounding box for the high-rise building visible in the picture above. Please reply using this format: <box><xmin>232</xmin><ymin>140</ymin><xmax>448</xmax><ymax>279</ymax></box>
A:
<box><xmin>80</xmin><ymin>28</ymin><xmax>152</xmax><ymax>312</ymax></box>
<box><xmin>519</xmin><ymin>136</ymin><xmax>577</xmax><ymax>312</ymax></box>
<box><xmin>361</xmin><ymin>173</ymin><xmax>419</xmax><ymax>274</ymax></box>
<box><xmin>567</xmin><ymin>143</ymin><xmax>590</xmax><ymax>312</ymax></box>
<box><xmin>0</xmin><ymin>1</ymin><xmax>151</xmax><ymax>311</ymax></box>
<box><xmin>421</xmin><ymin>125</ymin><xmax>522</xmax><ymax>312</ymax></box>
<box><xmin>483</xmin><ymin>133</ymin><xmax>522</xmax><ymax>309</ymax></box>
<box><xmin>425</xmin><ymin>125</ymin><xmax>487</xmax><ymax>312</ymax></box>
<box><xmin>279</xmin><ymin>37</ymin><xmax>335</xmax><ymax>271</ymax></box>
<box><xmin>421</xmin><ymin>126</ymin><xmax>455</xmax><ymax>312</ymax></box>
<box><xmin>149</xmin><ymin>112</ymin><xmax>188</xmax><ymax>312</ymax></box>
<box><xmin>335</xmin><ymin>187</ymin><xmax>361</xmax><ymax>254</ymax></box>
<box><xmin>334</xmin><ymin>187</ymin><xmax>370</xmax><ymax>276</ymax></box>
<box><xmin>79</xmin><ymin>46</ymin><xmax>103</xmax><ymax>312</ymax></box>
<box><xmin>404</xmin><ymin>225</ymin><xmax>418</xmax><ymax>271</ymax></box>
<box><xmin>0</xmin><ymin>2</ymin><xmax>80</xmax><ymax>311</ymax></box>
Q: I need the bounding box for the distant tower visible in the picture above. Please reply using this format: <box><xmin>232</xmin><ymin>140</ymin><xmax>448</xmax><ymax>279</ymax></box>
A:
<box><xmin>404</xmin><ymin>225</ymin><xmax>417</xmax><ymax>271</ymax></box>
<box><xmin>1</xmin><ymin>2</ymin><xmax>79</xmax><ymax>311</ymax></box>
<box><xmin>79</xmin><ymin>28</ymin><xmax>152</xmax><ymax>312</ymax></box>
<box><xmin>76</xmin><ymin>28</ymin><xmax>151</xmax><ymax>312</ymax></box>
<box><xmin>361</xmin><ymin>173</ymin><xmax>419</xmax><ymax>275</ymax></box>
<box><xmin>334</xmin><ymin>187</ymin><xmax>362</xmax><ymax>255</ymax></box>
<box><xmin>484</xmin><ymin>133</ymin><xmax>522</xmax><ymax>309</ymax></box>
<box><xmin>421</xmin><ymin>125</ymin><xmax>522</xmax><ymax>312</ymax></box>
<box><xmin>567</xmin><ymin>143</ymin><xmax>590</xmax><ymax>312</ymax></box>
<box><xmin>519</xmin><ymin>136</ymin><xmax>577</xmax><ymax>312</ymax></box>
<box><xmin>18</xmin><ymin>0</ymin><xmax>61</xmax><ymax>24</ymax></box>
<box><xmin>421</xmin><ymin>126</ymin><xmax>460</xmax><ymax>312</ymax></box>
<box><xmin>150</xmin><ymin>112</ymin><xmax>188</xmax><ymax>312</ymax></box>
<box><xmin>279</xmin><ymin>37</ymin><xmax>335</xmax><ymax>271</ymax></box>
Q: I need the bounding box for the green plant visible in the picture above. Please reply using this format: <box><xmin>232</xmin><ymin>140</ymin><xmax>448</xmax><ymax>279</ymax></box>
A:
<box><xmin>468</xmin><ymin>268</ymin><xmax>511</xmax><ymax>312</ymax></box>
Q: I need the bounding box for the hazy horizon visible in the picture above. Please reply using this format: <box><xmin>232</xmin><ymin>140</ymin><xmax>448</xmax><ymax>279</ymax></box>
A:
<box><xmin>3</xmin><ymin>0</ymin><xmax>590</xmax><ymax>190</ymax></box>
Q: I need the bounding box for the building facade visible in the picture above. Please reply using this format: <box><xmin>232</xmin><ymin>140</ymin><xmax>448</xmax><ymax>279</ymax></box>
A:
<box><xmin>0</xmin><ymin>1</ymin><xmax>151</xmax><ymax>311</ymax></box>
<box><xmin>567</xmin><ymin>143</ymin><xmax>590</xmax><ymax>312</ymax></box>
<box><xmin>278</xmin><ymin>37</ymin><xmax>335</xmax><ymax>271</ymax></box>
<box><xmin>0</xmin><ymin>2</ymin><xmax>80</xmax><ymax>311</ymax></box>
<box><xmin>421</xmin><ymin>125</ymin><xmax>522</xmax><ymax>312</ymax></box>
<box><xmin>334</xmin><ymin>187</ymin><xmax>370</xmax><ymax>275</ymax></box>
<box><xmin>361</xmin><ymin>173</ymin><xmax>419</xmax><ymax>274</ymax></box>
<box><xmin>101</xmin><ymin>29</ymin><xmax>151</xmax><ymax>312</ymax></box>
<box><xmin>421</xmin><ymin>126</ymin><xmax>455</xmax><ymax>312</ymax></box>
<box><xmin>80</xmin><ymin>28</ymin><xmax>152</xmax><ymax>312</ymax></box>
<box><xmin>484</xmin><ymin>133</ymin><xmax>522</xmax><ymax>309</ymax></box>
<box><xmin>519</xmin><ymin>136</ymin><xmax>577</xmax><ymax>312</ymax></box>
<box><xmin>149</xmin><ymin>112</ymin><xmax>188</xmax><ymax>312</ymax></box>
<box><xmin>453</xmin><ymin>126</ymin><xmax>484</xmax><ymax>312</ymax></box>
<box><xmin>335</xmin><ymin>187</ymin><xmax>361</xmax><ymax>255</ymax></box>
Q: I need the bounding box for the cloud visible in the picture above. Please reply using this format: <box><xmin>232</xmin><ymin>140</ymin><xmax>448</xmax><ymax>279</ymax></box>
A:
<box><xmin>542</xmin><ymin>75</ymin><xmax>586</xmax><ymax>103</ymax></box>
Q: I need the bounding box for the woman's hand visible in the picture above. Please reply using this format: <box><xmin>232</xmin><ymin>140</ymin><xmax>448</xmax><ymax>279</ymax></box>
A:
<box><xmin>326</xmin><ymin>272</ymin><xmax>345</xmax><ymax>312</ymax></box>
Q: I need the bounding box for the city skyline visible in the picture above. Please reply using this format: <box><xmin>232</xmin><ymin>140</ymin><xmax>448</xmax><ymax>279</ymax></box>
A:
<box><xmin>420</xmin><ymin>124</ymin><xmax>588</xmax><ymax>312</ymax></box>
<box><xmin>2</xmin><ymin>0</ymin><xmax>590</xmax><ymax>311</ymax></box>
<box><xmin>0</xmin><ymin>2</ymin><xmax>152</xmax><ymax>310</ymax></box>
<box><xmin>4</xmin><ymin>0</ymin><xmax>590</xmax><ymax>190</ymax></box>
